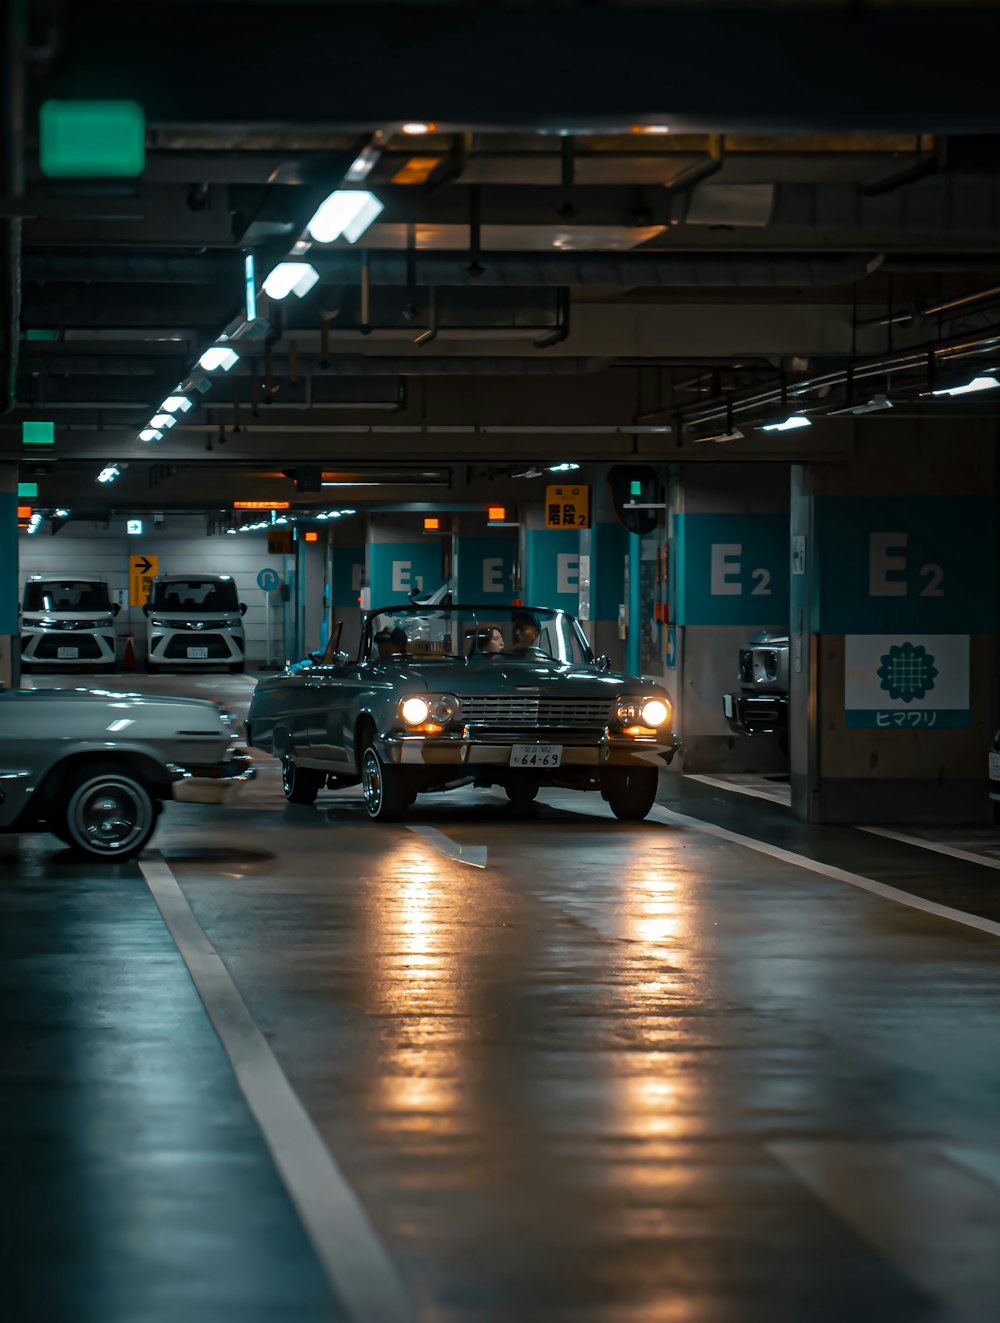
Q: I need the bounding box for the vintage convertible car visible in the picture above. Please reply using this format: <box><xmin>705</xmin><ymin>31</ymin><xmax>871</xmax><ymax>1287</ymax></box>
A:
<box><xmin>246</xmin><ymin>603</ymin><xmax>679</xmax><ymax>821</ymax></box>
<box><xmin>0</xmin><ymin>685</ymin><xmax>255</xmax><ymax>859</ymax></box>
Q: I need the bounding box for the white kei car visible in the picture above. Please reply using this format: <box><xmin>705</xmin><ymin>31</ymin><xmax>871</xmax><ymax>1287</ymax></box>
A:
<box><xmin>143</xmin><ymin>574</ymin><xmax>247</xmax><ymax>672</ymax></box>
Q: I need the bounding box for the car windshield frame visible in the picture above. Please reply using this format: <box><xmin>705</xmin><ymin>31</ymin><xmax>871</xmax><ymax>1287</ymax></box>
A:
<box><xmin>149</xmin><ymin>578</ymin><xmax>240</xmax><ymax>613</ymax></box>
<box><xmin>361</xmin><ymin>603</ymin><xmax>594</xmax><ymax>667</ymax></box>
<box><xmin>22</xmin><ymin>580</ymin><xmax>111</xmax><ymax>613</ymax></box>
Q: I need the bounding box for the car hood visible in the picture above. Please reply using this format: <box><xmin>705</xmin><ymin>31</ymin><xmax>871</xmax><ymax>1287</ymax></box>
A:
<box><xmin>382</xmin><ymin>657</ymin><xmax>667</xmax><ymax>696</ymax></box>
<box><xmin>3</xmin><ymin>688</ymin><xmax>220</xmax><ymax>711</ymax></box>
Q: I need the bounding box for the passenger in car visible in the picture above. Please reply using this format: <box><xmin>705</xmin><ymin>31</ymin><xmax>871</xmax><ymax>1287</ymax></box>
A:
<box><xmin>477</xmin><ymin>626</ymin><xmax>505</xmax><ymax>655</ymax></box>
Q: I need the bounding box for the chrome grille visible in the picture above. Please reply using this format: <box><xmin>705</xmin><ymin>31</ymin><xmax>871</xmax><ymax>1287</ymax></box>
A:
<box><xmin>459</xmin><ymin>695</ymin><xmax>611</xmax><ymax>729</ymax></box>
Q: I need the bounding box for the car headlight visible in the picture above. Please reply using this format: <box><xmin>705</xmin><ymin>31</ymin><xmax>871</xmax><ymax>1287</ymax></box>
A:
<box><xmin>616</xmin><ymin>695</ymin><xmax>671</xmax><ymax>730</ymax></box>
<box><xmin>398</xmin><ymin>693</ymin><xmax>459</xmax><ymax>729</ymax></box>
<box><xmin>762</xmin><ymin>650</ymin><xmax>778</xmax><ymax>680</ymax></box>
<box><xmin>150</xmin><ymin>618</ymin><xmax>169</xmax><ymax>628</ymax></box>
<box><xmin>222</xmin><ymin>615</ymin><xmax>242</xmax><ymax>628</ymax></box>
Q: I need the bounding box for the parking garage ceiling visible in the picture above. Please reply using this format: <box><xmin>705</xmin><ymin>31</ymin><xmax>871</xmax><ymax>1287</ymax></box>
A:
<box><xmin>6</xmin><ymin>1</ymin><xmax>1000</xmax><ymax>518</ymax></box>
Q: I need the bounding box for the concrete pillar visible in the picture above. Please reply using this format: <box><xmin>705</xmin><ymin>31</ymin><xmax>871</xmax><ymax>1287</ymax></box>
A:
<box><xmin>455</xmin><ymin>516</ymin><xmax>517</xmax><ymax>604</ymax></box>
<box><xmin>0</xmin><ymin>465</ymin><xmax>19</xmax><ymax>687</ymax></box>
<box><xmin>522</xmin><ymin>511</ymin><xmax>581</xmax><ymax>614</ymax></box>
<box><xmin>790</xmin><ymin>422</ymin><xmax>998</xmax><ymax>824</ymax></box>
<box><xmin>329</xmin><ymin>528</ymin><xmax>364</xmax><ymax>658</ymax></box>
<box><xmin>577</xmin><ymin>468</ymin><xmax>628</xmax><ymax>670</ymax></box>
<box><xmin>366</xmin><ymin>514</ymin><xmax>448</xmax><ymax>604</ymax></box>
<box><xmin>672</xmin><ymin>463</ymin><xmax>790</xmax><ymax>773</ymax></box>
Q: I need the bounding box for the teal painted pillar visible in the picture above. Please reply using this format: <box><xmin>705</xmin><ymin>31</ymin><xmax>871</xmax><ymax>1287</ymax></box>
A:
<box><xmin>626</xmin><ymin>532</ymin><xmax>641</xmax><ymax>676</ymax></box>
<box><xmin>0</xmin><ymin>466</ymin><xmax>19</xmax><ymax>687</ymax></box>
<box><xmin>790</xmin><ymin>424</ymin><xmax>998</xmax><ymax>825</ymax></box>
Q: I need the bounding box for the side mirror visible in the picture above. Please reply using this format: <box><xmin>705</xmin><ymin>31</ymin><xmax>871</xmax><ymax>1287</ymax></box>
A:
<box><xmin>239</xmin><ymin>602</ymin><xmax>248</xmax><ymax>616</ymax></box>
<box><xmin>142</xmin><ymin>604</ymin><xmax>150</xmax><ymax>617</ymax></box>
<box><xmin>112</xmin><ymin>603</ymin><xmax>121</xmax><ymax>617</ymax></box>
<box><xmin>595</xmin><ymin>653</ymin><xmax>611</xmax><ymax>673</ymax></box>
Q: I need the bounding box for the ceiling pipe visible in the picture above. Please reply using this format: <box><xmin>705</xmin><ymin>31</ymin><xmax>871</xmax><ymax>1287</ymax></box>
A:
<box><xmin>312</xmin><ymin>251</ymin><xmax>883</xmax><ymax>288</ymax></box>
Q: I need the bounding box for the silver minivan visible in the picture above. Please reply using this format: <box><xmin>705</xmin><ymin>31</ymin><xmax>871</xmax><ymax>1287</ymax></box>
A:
<box><xmin>20</xmin><ymin>576</ymin><xmax>120</xmax><ymax>672</ymax></box>
<box><xmin>143</xmin><ymin>574</ymin><xmax>247</xmax><ymax>672</ymax></box>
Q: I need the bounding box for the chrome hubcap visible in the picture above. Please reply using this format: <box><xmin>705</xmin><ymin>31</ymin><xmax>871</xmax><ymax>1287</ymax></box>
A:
<box><xmin>362</xmin><ymin>751</ymin><xmax>382</xmax><ymax>815</ymax></box>
<box><xmin>73</xmin><ymin>781</ymin><xmax>149</xmax><ymax>853</ymax></box>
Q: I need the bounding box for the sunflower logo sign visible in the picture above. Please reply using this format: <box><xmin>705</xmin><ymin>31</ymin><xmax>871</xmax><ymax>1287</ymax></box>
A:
<box><xmin>845</xmin><ymin>635</ymin><xmax>969</xmax><ymax>729</ymax></box>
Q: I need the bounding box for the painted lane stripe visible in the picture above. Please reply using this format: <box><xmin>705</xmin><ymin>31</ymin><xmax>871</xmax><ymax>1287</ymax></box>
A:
<box><xmin>859</xmin><ymin>825</ymin><xmax>1000</xmax><ymax>872</ymax></box>
<box><xmin>138</xmin><ymin>851</ymin><xmax>415</xmax><ymax>1323</ymax></box>
<box><xmin>643</xmin><ymin>803</ymin><xmax>1000</xmax><ymax>940</ymax></box>
<box><xmin>770</xmin><ymin>1141</ymin><xmax>1000</xmax><ymax>1310</ymax></box>
<box><xmin>407</xmin><ymin>824</ymin><xmax>488</xmax><ymax>869</ymax></box>
<box><xmin>684</xmin><ymin>772</ymin><xmax>791</xmax><ymax>807</ymax></box>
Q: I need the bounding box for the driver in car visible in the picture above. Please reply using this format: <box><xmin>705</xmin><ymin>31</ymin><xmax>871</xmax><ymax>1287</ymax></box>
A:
<box><xmin>509</xmin><ymin>613</ymin><xmax>544</xmax><ymax>655</ymax></box>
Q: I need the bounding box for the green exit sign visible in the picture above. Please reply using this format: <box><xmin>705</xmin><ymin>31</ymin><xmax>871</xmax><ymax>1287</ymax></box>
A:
<box><xmin>17</xmin><ymin>482</ymin><xmax>38</xmax><ymax>499</ymax></box>
<box><xmin>630</xmin><ymin>480</ymin><xmax>642</xmax><ymax>497</ymax></box>
<box><xmin>22</xmin><ymin>421</ymin><xmax>55</xmax><ymax>446</ymax></box>
<box><xmin>40</xmin><ymin>100</ymin><xmax>145</xmax><ymax>178</ymax></box>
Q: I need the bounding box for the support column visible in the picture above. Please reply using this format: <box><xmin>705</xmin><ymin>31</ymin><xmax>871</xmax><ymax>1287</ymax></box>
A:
<box><xmin>790</xmin><ymin>422</ymin><xmax>998</xmax><ymax>824</ymax></box>
<box><xmin>0</xmin><ymin>464</ymin><xmax>18</xmax><ymax>687</ymax></box>
<box><xmin>576</xmin><ymin>465</ymin><xmax>627</xmax><ymax>670</ymax></box>
<box><xmin>672</xmin><ymin>463</ymin><xmax>790</xmax><ymax>773</ymax></box>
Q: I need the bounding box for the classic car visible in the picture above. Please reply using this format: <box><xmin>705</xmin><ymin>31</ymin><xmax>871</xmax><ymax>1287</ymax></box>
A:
<box><xmin>723</xmin><ymin>629</ymin><xmax>789</xmax><ymax>746</ymax></box>
<box><xmin>246</xmin><ymin>603</ymin><xmax>679</xmax><ymax>822</ymax></box>
<box><xmin>0</xmin><ymin>685</ymin><xmax>255</xmax><ymax>859</ymax></box>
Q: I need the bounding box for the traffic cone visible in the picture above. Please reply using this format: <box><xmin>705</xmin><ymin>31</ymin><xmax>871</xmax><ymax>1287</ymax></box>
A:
<box><xmin>122</xmin><ymin>630</ymin><xmax>137</xmax><ymax>672</ymax></box>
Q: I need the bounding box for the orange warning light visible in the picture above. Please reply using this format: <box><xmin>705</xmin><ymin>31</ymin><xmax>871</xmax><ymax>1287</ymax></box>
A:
<box><xmin>487</xmin><ymin>505</ymin><xmax>506</xmax><ymax>521</ymax></box>
<box><xmin>233</xmin><ymin>500</ymin><xmax>290</xmax><ymax>510</ymax></box>
<box><xmin>423</xmin><ymin>517</ymin><xmax>441</xmax><ymax>531</ymax></box>
<box><xmin>304</xmin><ymin>531</ymin><xmax>319</xmax><ymax>542</ymax></box>
<box><xmin>17</xmin><ymin>505</ymin><xmax>32</xmax><ymax>519</ymax></box>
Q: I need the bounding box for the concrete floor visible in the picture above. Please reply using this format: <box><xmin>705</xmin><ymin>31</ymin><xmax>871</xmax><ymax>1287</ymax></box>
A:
<box><xmin>6</xmin><ymin>669</ymin><xmax>1000</xmax><ymax>1322</ymax></box>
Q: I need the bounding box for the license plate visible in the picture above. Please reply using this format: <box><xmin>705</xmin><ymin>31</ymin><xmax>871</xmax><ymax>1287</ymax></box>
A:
<box><xmin>510</xmin><ymin>743</ymin><xmax>562</xmax><ymax>768</ymax></box>
<box><xmin>187</xmin><ymin>646</ymin><xmax>209</xmax><ymax>659</ymax></box>
<box><xmin>990</xmin><ymin>752</ymin><xmax>1000</xmax><ymax>781</ymax></box>
<box><xmin>57</xmin><ymin>646</ymin><xmax>78</xmax><ymax>659</ymax></box>
<box><xmin>723</xmin><ymin>694</ymin><xmax>734</xmax><ymax>718</ymax></box>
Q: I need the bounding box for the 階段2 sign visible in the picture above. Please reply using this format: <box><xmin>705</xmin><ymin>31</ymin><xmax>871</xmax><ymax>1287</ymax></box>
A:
<box><xmin>844</xmin><ymin>634</ymin><xmax>969</xmax><ymax>729</ymax></box>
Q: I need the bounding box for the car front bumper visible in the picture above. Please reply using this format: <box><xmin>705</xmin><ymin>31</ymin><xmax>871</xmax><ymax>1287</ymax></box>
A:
<box><xmin>21</xmin><ymin>627</ymin><xmax>117</xmax><ymax>665</ymax></box>
<box><xmin>379</xmin><ymin>730</ymin><xmax>680</xmax><ymax>769</ymax></box>
<box><xmin>723</xmin><ymin>691</ymin><xmax>788</xmax><ymax>737</ymax></box>
<box><xmin>170</xmin><ymin>750</ymin><xmax>257</xmax><ymax>804</ymax></box>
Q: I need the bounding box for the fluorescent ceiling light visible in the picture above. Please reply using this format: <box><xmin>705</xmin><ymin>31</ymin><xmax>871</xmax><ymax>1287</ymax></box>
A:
<box><xmin>198</xmin><ymin>345</ymin><xmax>240</xmax><ymax>371</ymax></box>
<box><xmin>53</xmin><ymin>508</ymin><xmax>69</xmax><ymax>518</ymax></box>
<box><xmin>931</xmin><ymin>374</ymin><xmax>999</xmax><ymax>397</ymax></box>
<box><xmin>344</xmin><ymin>146</ymin><xmax>379</xmax><ymax>183</ymax></box>
<box><xmin>160</xmin><ymin>394</ymin><xmax>192</xmax><ymax>413</ymax></box>
<box><xmin>244</xmin><ymin>252</ymin><xmax>257</xmax><ymax>321</ymax></box>
<box><xmin>138</xmin><ymin>428</ymin><xmax>163</xmax><ymax>442</ymax></box>
<box><xmin>631</xmin><ymin>124</ymin><xmax>669</xmax><ymax>134</ymax></box>
<box><xmin>401</xmin><ymin>122</ymin><xmax>435</xmax><ymax>135</ymax></box>
<box><xmin>262</xmin><ymin>261</ymin><xmax>319</xmax><ymax>300</ymax></box>
<box><xmin>306</xmin><ymin>190</ymin><xmax>383</xmax><ymax>244</ymax></box>
<box><xmin>759</xmin><ymin>414</ymin><xmax>812</xmax><ymax>432</ymax></box>
<box><xmin>829</xmin><ymin>393</ymin><xmax>893</xmax><ymax>417</ymax></box>
<box><xmin>96</xmin><ymin>464</ymin><xmax>121</xmax><ymax>484</ymax></box>
<box><xmin>548</xmin><ymin>462</ymin><xmax>581</xmax><ymax>473</ymax></box>
<box><xmin>149</xmin><ymin>414</ymin><xmax>176</xmax><ymax>429</ymax></box>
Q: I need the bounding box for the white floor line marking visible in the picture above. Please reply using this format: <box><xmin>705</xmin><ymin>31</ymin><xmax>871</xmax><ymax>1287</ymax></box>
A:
<box><xmin>859</xmin><ymin>825</ymin><xmax>1000</xmax><ymax>872</ymax></box>
<box><xmin>138</xmin><ymin>851</ymin><xmax>415</xmax><ymax>1323</ymax></box>
<box><xmin>684</xmin><ymin>772</ymin><xmax>791</xmax><ymax>807</ymax></box>
<box><xmin>941</xmin><ymin>1145</ymin><xmax>1000</xmax><ymax>1195</ymax></box>
<box><xmin>635</xmin><ymin>803</ymin><xmax>1000</xmax><ymax>941</ymax></box>
<box><xmin>407</xmin><ymin>824</ymin><xmax>488</xmax><ymax>869</ymax></box>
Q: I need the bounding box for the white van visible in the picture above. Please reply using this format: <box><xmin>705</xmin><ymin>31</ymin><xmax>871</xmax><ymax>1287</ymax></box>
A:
<box><xmin>143</xmin><ymin>574</ymin><xmax>247</xmax><ymax>672</ymax></box>
<box><xmin>20</xmin><ymin>576</ymin><xmax>120</xmax><ymax>671</ymax></box>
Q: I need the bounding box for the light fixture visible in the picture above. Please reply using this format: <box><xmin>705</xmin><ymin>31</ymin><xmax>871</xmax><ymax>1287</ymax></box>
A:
<box><xmin>26</xmin><ymin>511</ymin><xmax>43</xmax><ymax>535</ymax></box>
<box><xmin>96</xmin><ymin>464</ymin><xmax>122</xmax><ymax>484</ymax></box>
<box><xmin>401</xmin><ymin>122</ymin><xmax>436</xmax><ymax>135</ymax></box>
<box><xmin>931</xmin><ymin>374</ymin><xmax>999</xmax><ymax>397</ymax></box>
<box><xmin>631</xmin><ymin>124</ymin><xmax>670</xmax><ymax>135</ymax></box>
<box><xmin>261</xmin><ymin>261</ymin><xmax>320</xmax><ymax>300</ymax></box>
<box><xmin>149</xmin><ymin>413</ymin><xmax>177</xmax><ymax>429</ymax></box>
<box><xmin>693</xmin><ymin>428</ymin><xmax>745</xmax><ymax>444</ymax></box>
<box><xmin>828</xmin><ymin>394</ymin><xmax>893</xmax><ymax>417</ymax></box>
<box><xmin>198</xmin><ymin>345</ymin><xmax>240</xmax><ymax>371</ymax></box>
<box><xmin>160</xmin><ymin>394</ymin><xmax>192</xmax><ymax>413</ymax></box>
<box><xmin>758</xmin><ymin>414</ymin><xmax>812</xmax><ymax>432</ymax></box>
<box><xmin>244</xmin><ymin>252</ymin><xmax>257</xmax><ymax>321</ymax></box>
<box><xmin>548</xmin><ymin>462</ymin><xmax>581</xmax><ymax>473</ymax></box>
<box><xmin>306</xmin><ymin>190</ymin><xmax>383</xmax><ymax>244</ymax></box>
<box><xmin>344</xmin><ymin>144</ymin><xmax>380</xmax><ymax>183</ymax></box>
<box><xmin>53</xmin><ymin>508</ymin><xmax>69</xmax><ymax>518</ymax></box>
<box><xmin>138</xmin><ymin>428</ymin><xmax>163</xmax><ymax>442</ymax></box>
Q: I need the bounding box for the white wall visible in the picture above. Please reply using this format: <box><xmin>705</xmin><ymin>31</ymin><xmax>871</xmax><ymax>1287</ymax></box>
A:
<box><xmin>18</xmin><ymin>519</ymin><xmax>292</xmax><ymax>664</ymax></box>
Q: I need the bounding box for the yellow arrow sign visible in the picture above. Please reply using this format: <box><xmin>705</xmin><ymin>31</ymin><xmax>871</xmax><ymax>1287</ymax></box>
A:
<box><xmin>129</xmin><ymin>553</ymin><xmax>159</xmax><ymax>606</ymax></box>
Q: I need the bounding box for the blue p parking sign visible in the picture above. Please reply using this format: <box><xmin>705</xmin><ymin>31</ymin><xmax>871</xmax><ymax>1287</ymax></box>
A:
<box><xmin>257</xmin><ymin>567</ymin><xmax>280</xmax><ymax>593</ymax></box>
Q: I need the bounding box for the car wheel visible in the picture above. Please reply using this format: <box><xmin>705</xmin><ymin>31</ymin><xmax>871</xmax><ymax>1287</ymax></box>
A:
<box><xmin>505</xmin><ymin>782</ymin><xmax>539</xmax><ymax>813</ymax></box>
<box><xmin>281</xmin><ymin>757</ymin><xmax>325</xmax><ymax>805</ymax></box>
<box><xmin>361</xmin><ymin>745</ymin><xmax>409</xmax><ymax>822</ymax></box>
<box><xmin>228</xmin><ymin>661</ymin><xmax>245</xmax><ymax>674</ymax></box>
<box><xmin>602</xmin><ymin>767</ymin><xmax>658</xmax><ymax>822</ymax></box>
<box><xmin>56</xmin><ymin>763</ymin><xmax>158</xmax><ymax>860</ymax></box>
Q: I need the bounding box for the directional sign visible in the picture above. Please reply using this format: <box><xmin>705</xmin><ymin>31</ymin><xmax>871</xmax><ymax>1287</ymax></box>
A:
<box><xmin>129</xmin><ymin>553</ymin><xmax>158</xmax><ymax>606</ymax></box>
<box><xmin>257</xmin><ymin>567</ymin><xmax>281</xmax><ymax>592</ymax></box>
<box><xmin>545</xmin><ymin>483</ymin><xmax>590</xmax><ymax>529</ymax></box>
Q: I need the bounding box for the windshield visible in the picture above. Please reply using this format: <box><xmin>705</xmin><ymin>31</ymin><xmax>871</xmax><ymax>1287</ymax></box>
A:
<box><xmin>23</xmin><ymin>580</ymin><xmax>111</xmax><ymax>612</ymax></box>
<box><xmin>365</xmin><ymin>606</ymin><xmax>592</xmax><ymax>666</ymax></box>
<box><xmin>150</xmin><ymin>578</ymin><xmax>239</xmax><ymax>612</ymax></box>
